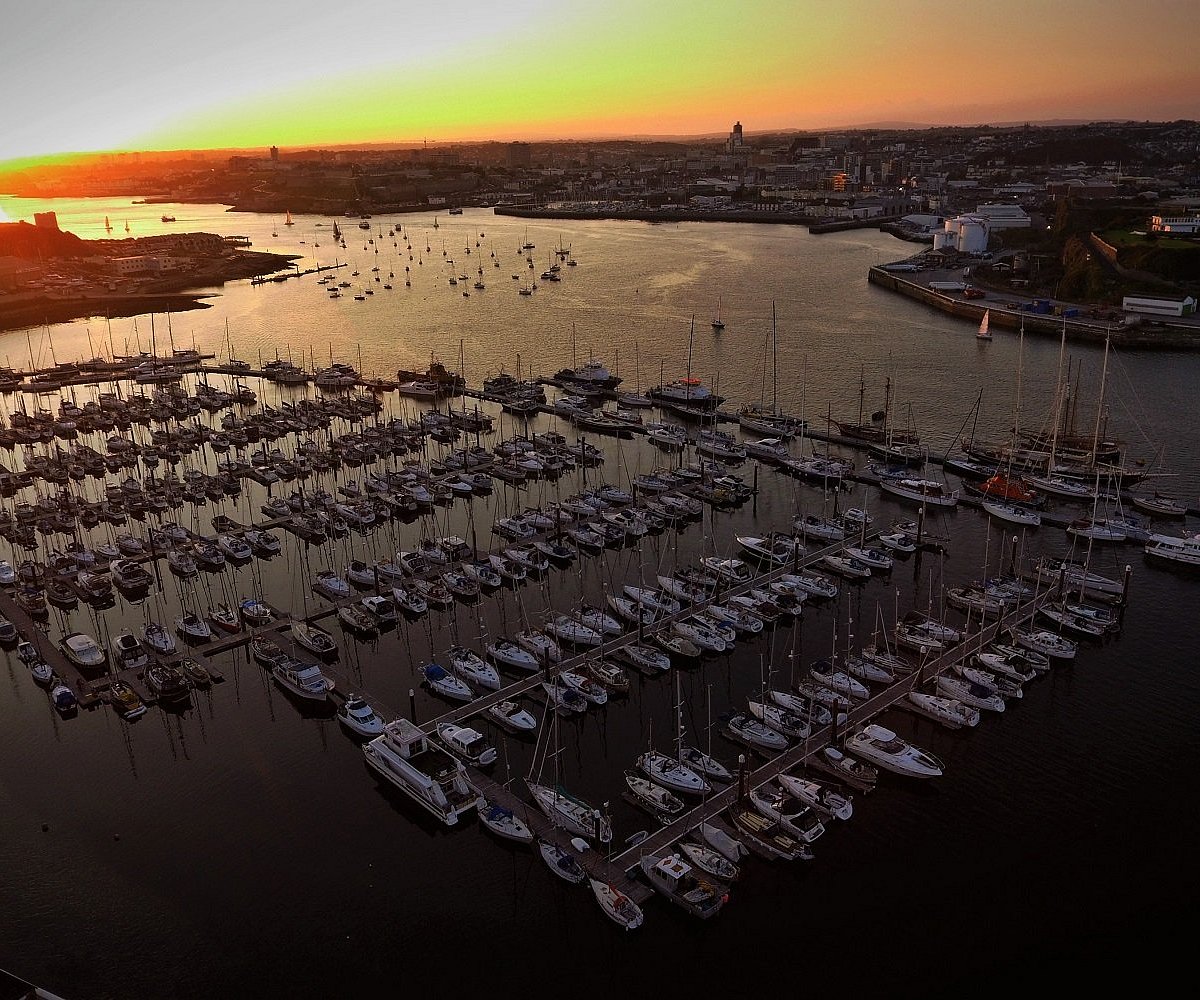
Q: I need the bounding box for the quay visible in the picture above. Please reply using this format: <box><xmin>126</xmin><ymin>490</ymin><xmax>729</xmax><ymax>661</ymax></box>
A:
<box><xmin>868</xmin><ymin>265</ymin><xmax>1200</xmax><ymax>350</ymax></box>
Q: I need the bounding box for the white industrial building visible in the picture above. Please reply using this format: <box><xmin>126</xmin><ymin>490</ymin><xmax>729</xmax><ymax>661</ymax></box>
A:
<box><xmin>1122</xmin><ymin>294</ymin><xmax>1197</xmax><ymax>317</ymax></box>
<box><xmin>974</xmin><ymin>203</ymin><xmax>1031</xmax><ymax>229</ymax></box>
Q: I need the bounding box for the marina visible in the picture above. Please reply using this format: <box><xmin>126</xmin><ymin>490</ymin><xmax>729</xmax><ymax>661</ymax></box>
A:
<box><xmin>0</xmin><ymin>202</ymin><xmax>1195</xmax><ymax>1000</ymax></box>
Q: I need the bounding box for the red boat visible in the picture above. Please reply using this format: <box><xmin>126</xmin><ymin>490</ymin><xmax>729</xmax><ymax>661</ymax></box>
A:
<box><xmin>972</xmin><ymin>473</ymin><xmax>1038</xmax><ymax>504</ymax></box>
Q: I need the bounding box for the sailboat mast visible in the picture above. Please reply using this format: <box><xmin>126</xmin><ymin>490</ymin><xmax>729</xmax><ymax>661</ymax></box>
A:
<box><xmin>1090</xmin><ymin>328</ymin><xmax>1112</xmax><ymax>468</ymax></box>
<box><xmin>772</xmin><ymin>302</ymin><xmax>779</xmax><ymax>415</ymax></box>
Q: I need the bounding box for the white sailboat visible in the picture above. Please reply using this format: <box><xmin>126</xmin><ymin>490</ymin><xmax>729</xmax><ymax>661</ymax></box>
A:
<box><xmin>711</xmin><ymin>297</ymin><xmax>725</xmax><ymax>331</ymax></box>
<box><xmin>977</xmin><ymin>309</ymin><xmax>992</xmax><ymax>341</ymax></box>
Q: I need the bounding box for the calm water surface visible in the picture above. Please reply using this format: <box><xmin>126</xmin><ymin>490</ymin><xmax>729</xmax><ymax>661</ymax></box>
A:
<box><xmin>0</xmin><ymin>198</ymin><xmax>1197</xmax><ymax>999</ymax></box>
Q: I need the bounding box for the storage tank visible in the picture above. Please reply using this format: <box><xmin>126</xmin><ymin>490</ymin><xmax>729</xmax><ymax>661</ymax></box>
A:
<box><xmin>956</xmin><ymin>220</ymin><xmax>988</xmax><ymax>254</ymax></box>
<box><xmin>931</xmin><ymin>232</ymin><xmax>954</xmax><ymax>251</ymax></box>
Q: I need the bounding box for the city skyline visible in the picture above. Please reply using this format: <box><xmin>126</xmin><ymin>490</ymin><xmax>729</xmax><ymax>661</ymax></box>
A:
<box><xmin>3</xmin><ymin>0</ymin><xmax>1198</xmax><ymax>164</ymax></box>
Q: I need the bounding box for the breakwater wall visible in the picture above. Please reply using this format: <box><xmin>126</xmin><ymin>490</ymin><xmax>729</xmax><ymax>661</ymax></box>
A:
<box><xmin>866</xmin><ymin>266</ymin><xmax>1200</xmax><ymax>351</ymax></box>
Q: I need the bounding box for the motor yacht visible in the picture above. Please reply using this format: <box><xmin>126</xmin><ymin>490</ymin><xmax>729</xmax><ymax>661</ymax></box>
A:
<box><xmin>846</xmin><ymin>723</ymin><xmax>945</xmax><ymax>778</ymax></box>
<box><xmin>58</xmin><ymin>631</ymin><xmax>106</xmax><ymax>670</ymax></box>
<box><xmin>363</xmin><ymin>719</ymin><xmax>483</xmax><ymax>826</ymax></box>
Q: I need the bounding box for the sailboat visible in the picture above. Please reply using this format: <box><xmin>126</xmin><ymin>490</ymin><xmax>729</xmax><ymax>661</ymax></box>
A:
<box><xmin>977</xmin><ymin>310</ymin><xmax>992</xmax><ymax>341</ymax></box>
<box><xmin>284</xmin><ymin>210</ymin><xmax>295</xmax><ymax>226</ymax></box>
<box><xmin>124</xmin><ymin>220</ymin><xmax>130</xmax><ymax>233</ymax></box>
<box><xmin>104</xmin><ymin>216</ymin><xmax>112</xmax><ymax>232</ymax></box>
<box><xmin>711</xmin><ymin>297</ymin><xmax>725</xmax><ymax>331</ymax></box>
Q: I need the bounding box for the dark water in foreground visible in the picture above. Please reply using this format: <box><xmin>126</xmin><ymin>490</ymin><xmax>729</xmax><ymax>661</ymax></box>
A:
<box><xmin>0</xmin><ymin>201</ymin><xmax>1197</xmax><ymax>999</ymax></box>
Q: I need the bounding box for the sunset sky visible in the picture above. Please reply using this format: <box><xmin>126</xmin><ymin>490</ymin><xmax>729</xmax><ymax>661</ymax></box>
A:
<box><xmin>3</xmin><ymin>0</ymin><xmax>1197</xmax><ymax>163</ymax></box>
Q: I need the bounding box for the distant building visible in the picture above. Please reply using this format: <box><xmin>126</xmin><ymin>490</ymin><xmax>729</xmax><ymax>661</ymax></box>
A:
<box><xmin>33</xmin><ymin>211</ymin><xmax>59</xmax><ymax>231</ymax></box>
<box><xmin>1149</xmin><ymin>213</ymin><xmax>1200</xmax><ymax>236</ymax></box>
<box><xmin>1122</xmin><ymin>294</ymin><xmax>1197</xmax><ymax>317</ymax></box>
<box><xmin>973</xmin><ymin>203</ymin><xmax>1031</xmax><ymax>230</ymax></box>
<box><xmin>507</xmin><ymin>142</ymin><xmax>531</xmax><ymax>168</ymax></box>
<box><xmin>726</xmin><ymin>121</ymin><xmax>747</xmax><ymax>156</ymax></box>
<box><xmin>110</xmin><ymin>255</ymin><xmax>163</xmax><ymax>276</ymax></box>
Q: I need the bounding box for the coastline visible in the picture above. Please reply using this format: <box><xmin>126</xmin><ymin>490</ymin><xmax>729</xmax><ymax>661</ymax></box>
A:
<box><xmin>867</xmin><ymin>265</ymin><xmax>1200</xmax><ymax>351</ymax></box>
<box><xmin>0</xmin><ymin>248</ymin><xmax>299</xmax><ymax>333</ymax></box>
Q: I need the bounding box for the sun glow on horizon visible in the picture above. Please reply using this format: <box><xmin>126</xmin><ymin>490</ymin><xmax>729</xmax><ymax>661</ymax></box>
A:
<box><xmin>3</xmin><ymin>0</ymin><xmax>1198</xmax><ymax>164</ymax></box>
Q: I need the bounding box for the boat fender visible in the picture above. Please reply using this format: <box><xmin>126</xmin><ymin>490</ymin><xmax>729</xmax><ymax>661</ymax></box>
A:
<box><xmin>570</xmin><ymin>837</ymin><xmax>590</xmax><ymax>853</ymax></box>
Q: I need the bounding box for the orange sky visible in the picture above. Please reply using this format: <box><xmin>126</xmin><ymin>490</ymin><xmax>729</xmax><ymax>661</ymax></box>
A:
<box><xmin>3</xmin><ymin>1</ymin><xmax>1197</xmax><ymax>162</ymax></box>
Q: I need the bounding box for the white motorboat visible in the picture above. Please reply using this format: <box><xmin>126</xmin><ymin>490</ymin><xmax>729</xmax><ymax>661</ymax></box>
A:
<box><xmin>905</xmin><ymin>691</ymin><xmax>982</xmax><ymax>729</ymax></box>
<box><xmin>1010</xmin><ymin>627</ymin><xmax>1078</xmax><ymax>661</ymax></box>
<box><xmin>447</xmin><ymin>646</ymin><xmax>500</xmax><ymax>690</ymax></box>
<box><xmin>946</xmin><ymin>586</ymin><xmax>1008</xmax><ymax>617</ymax></box>
<box><xmin>678</xmin><ymin>841</ymin><xmax>739</xmax><ymax>882</ymax></box>
<box><xmin>607</xmin><ymin>594</ymin><xmax>657</xmax><ymax>626</ymax></box>
<box><xmin>174</xmin><ymin>613</ymin><xmax>214</xmax><ymax>643</ymax></box>
<box><xmin>363</xmin><ymin>719</ymin><xmax>482</xmax><ymax>826</ymax></box>
<box><xmin>844</xmin><ymin>545</ymin><xmax>893</xmax><ymax>571</ymax></box>
<box><xmin>877</xmin><ymin>531</ymin><xmax>919</xmax><ymax>553</ymax></box>
<box><xmin>272</xmin><ymin>657</ymin><xmax>335</xmax><ymax>701</ymax></box>
<box><xmin>216</xmin><ymin>533</ymin><xmax>253</xmax><ymax>560</ymax></box>
<box><xmin>736</xmin><ymin>532</ymin><xmax>800</xmax><ymax>565</ymax></box>
<box><xmin>515</xmin><ymin>630</ymin><xmax>561</xmax><ymax>664</ymax></box>
<box><xmin>618</xmin><ymin>643</ymin><xmax>672</xmax><ymax>673</ymax></box>
<box><xmin>624</xmin><ymin>585</ymin><xmax>681</xmax><ymax>616</ymax></box>
<box><xmin>434</xmin><ymin>722</ymin><xmax>498</xmax><ymax>767</ymax></box>
<box><xmin>590</xmin><ymin>879</ymin><xmax>645</xmax><ymax>931</ymax></box>
<box><xmin>847</xmin><ymin>723</ymin><xmax>945</xmax><ymax>778</ymax></box>
<box><xmin>636</xmin><ymin>750</ymin><xmax>711</xmax><ymax>795</ymax></box>
<box><xmin>166</xmin><ymin>548</ymin><xmax>198</xmax><ymax>577</ymax></box>
<box><xmin>486</xmin><ymin>637</ymin><xmax>540</xmax><ymax>672</ymax></box>
<box><xmin>390</xmin><ymin>586</ymin><xmax>428</xmax><ymax>616</ymax></box>
<box><xmin>726</xmin><ymin>711</ymin><xmax>788</xmax><ymax>751</ymax></box>
<box><xmin>811</xmin><ymin>746</ymin><xmax>878</xmax><ymax>792</ymax></box>
<box><xmin>1144</xmin><ymin>532</ymin><xmax>1200</xmax><ymax>567</ymax></box>
<box><xmin>767</xmin><ymin>689</ymin><xmax>835</xmax><ymax>726</ymax></box>
<box><xmin>58</xmin><ymin>631</ymin><xmax>106</xmax><ymax>670</ymax></box>
<box><xmin>240</xmin><ymin>597</ymin><xmax>274</xmax><ymax>626</ymax></box>
<box><xmin>142</xmin><ymin>621</ymin><xmax>177</xmax><ymax>656</ymax></box>
<box><xmin>776</xmin><ymin>773</ymin><xmax>854</xmax><ymax>821</ymax></box>
<box><xmin>821</xmin><ymin>552</ymin><xmax>872</xmax><ymax>579</ymax></box>
<box><xmin>559</xmin><ymin>669</ymin><xmax>608</xmax><ymax>705</ymax></box>
<box><xmin>313</xmin><ymin>570</ymin><xmax>351</xmax><ymax>600</ymax></box>
<box><xmin>346</xmin><ymin>559</ymin><xmax>377</xmax><ymax>588</ymax></box>
<box><xmin>337</xmin><ymin>694</ymin><xmax>385</xmax><ymax>736</ymax></box>
<box><xmin>845</xmin><ymin>653</ymin><xmax>895</xmax><ymax>684</ymax></box>
<box><xmin>747</xmin><ymin>700</ymin><xmax>810</xmax><ymax>740</ymax></box>
<box><xmin>527</xmin><ymin>780</ymin><xmax>611</xmax><ymax>843</ymax></box>
<box><xmin>361</xmin><ymin>595</ymin><xmax>397</xmax><ymax>625</ymax></box>
<box><xmin>625</xmin><ymin>771</ymin><xmax>685</xmax><ymax>817</ymax></box>
<box><xmin>292</xmin><ymin>621</ymin><xmax>338</xmax><ymax>657</ymax></box>
<box><xmin>809</xmin><ymin>658</ymin><xmax>870</xmax><ymax>700</ymax></box>
<box><xmin>422</xmin><ymin>662</ymin><xmax>474</xmax><ymax>701</ymax></box>
<box><xmin>776</xmin><ymin>571</ymin><xmax>839</xmax><ymax>600</ymax></box>
<box><xmin>983</xmin><ymin>500</ymin><xmax>1042</xmax><ymax>527</ymax></box>
<box><xmin>699</xmin><ymin>556</ymin><xmax>754</xmax><ymax>583</ymax></box>
<box><xmin>244</xmin><ymin>529</ymin><xmax>282</xmax><ymax>555</ymax></box>
<box><xmin>793</xmin><ymin>513</ymin><xmax>845</xmax><ymax>541</ymax></box>
<box><xmin>749</xmin><ymin>783</ymin><xmax>827</xmax><ymax>843</ymax></box>
<box><xmin>544</xmin><ymin>614</ymin><xmax>603</xmax><ymax>648</ymax></box>
<box><xmin>541</xmin><ymin>678</ymin><xmax>588</xmax><ymax>714</ymax></box>
<box><xmin>479</xmin><ymin>801</ymin><xmax>534</xmax><ymax>844</ymax></box>
<box><xmin>673</xmin><ymin>619</ymin><xmax>728</xmax><ymax>654</ymax></box>
<box><xmin>484</xmin><ymin>698</ymin><xmax>538</xmax><ymax>734</ymax></box>
<box><xmin>879</xmin><ymin>477</ymin><xmax>959</xmax><ymax>507</ymax></box>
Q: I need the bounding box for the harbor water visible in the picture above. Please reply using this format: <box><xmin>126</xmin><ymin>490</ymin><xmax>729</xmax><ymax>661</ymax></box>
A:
<box><xmin>0</xmin><ymin>198</ymin><xmax>1197</xmax><ymax>998</ymax></box>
